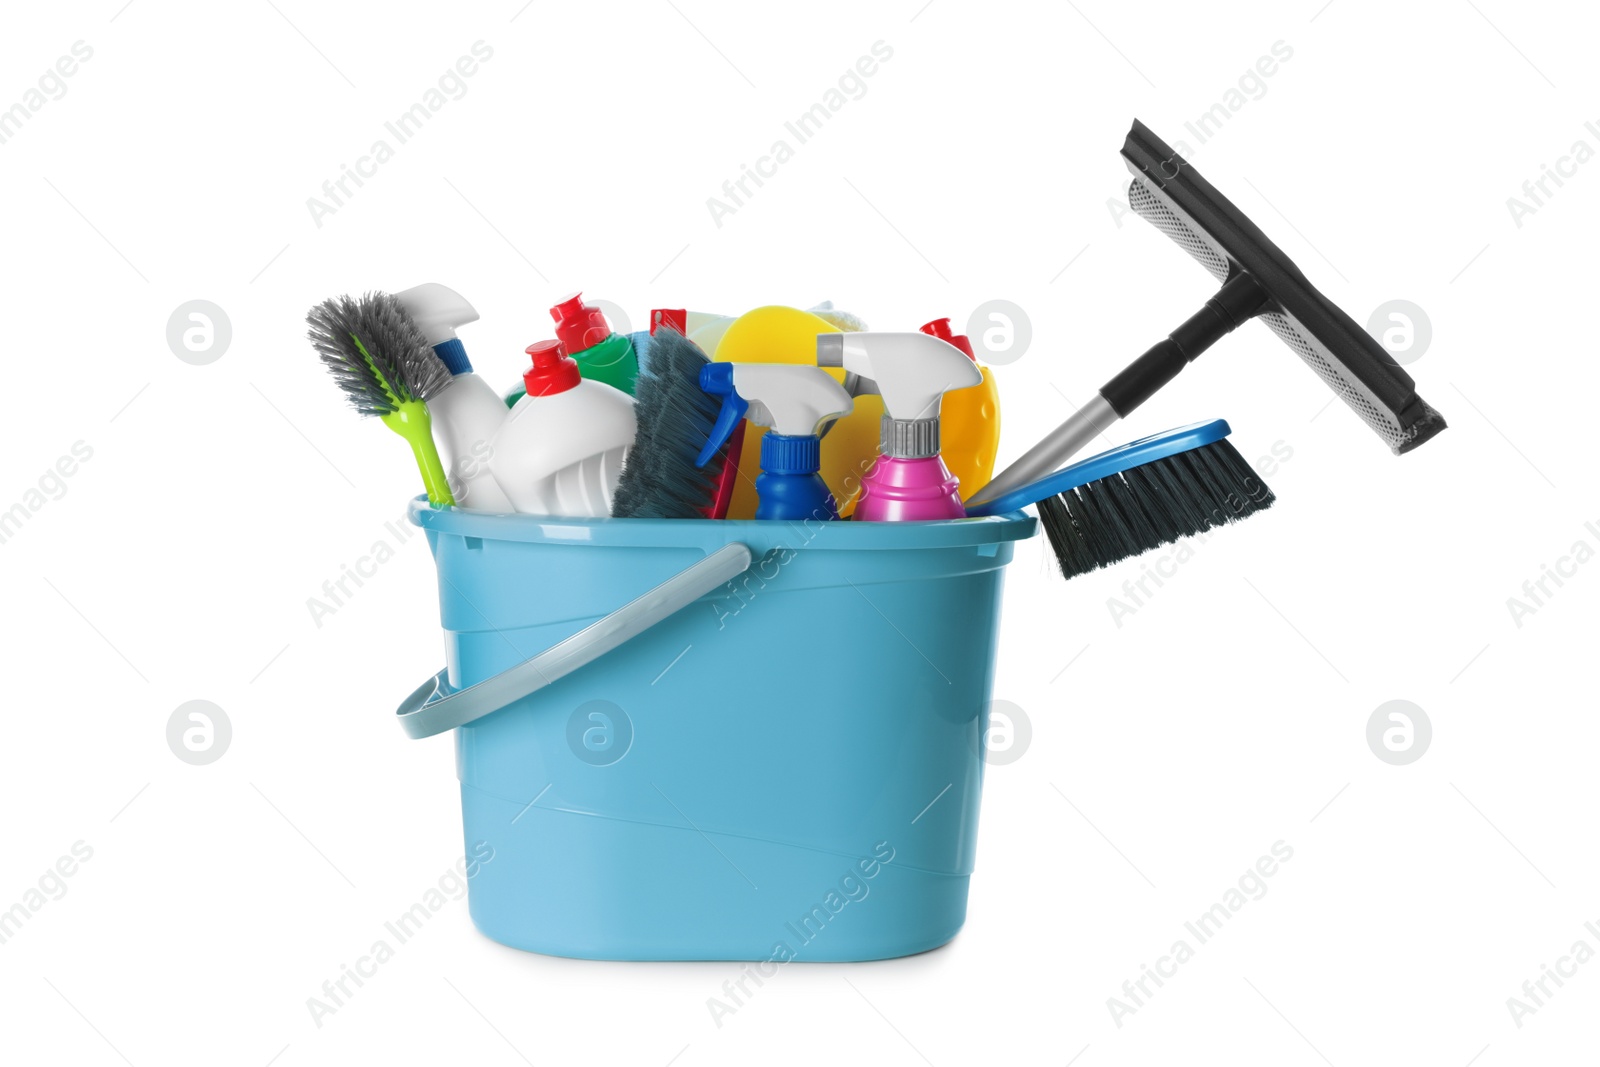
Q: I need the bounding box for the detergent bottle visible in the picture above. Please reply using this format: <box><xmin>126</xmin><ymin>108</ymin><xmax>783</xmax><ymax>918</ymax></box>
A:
<box><xmin>551</xmin><ymin>292</ymin><xmax>639</xmax><ymax>395</ymax></box>
<box><xmin>816</xmin><ymin>332</ymin><xmax>982</xmax><ymax>521</ymax></box>
<box><xmin>651</xmin><ymin>308</ymin><xmax>734</xmax><ymax>344</ymax></box>
<box><xmin>695</xmin><ymin>363</ymin><xmax>853</xmax><ymax>521</ymax></box>
<box><xmin>488</xmin><ymin>340</ymin><xmax>636</xmax><ymax>517</ymax></box>
<box><xmin>919</xmin><ymin>317</ymin><xmax>1001</xmax><ymax>503</ymax></box>
<box><xmin>394</xmin><ymin>282</ymin><xmax>513</xmax><ymax>511</ymax></box>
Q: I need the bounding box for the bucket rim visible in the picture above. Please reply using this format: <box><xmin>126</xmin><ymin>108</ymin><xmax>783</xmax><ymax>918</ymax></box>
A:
<box><xmin>406</xmin><ymin>496</ymin><xmax>1036</xmax><ymax>549</ymax></box>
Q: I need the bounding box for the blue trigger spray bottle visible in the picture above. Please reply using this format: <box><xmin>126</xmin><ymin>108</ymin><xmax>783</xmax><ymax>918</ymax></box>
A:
<box><xmin>696</xmin><ymin>363</ymin><xmax>853</xmax><ymax>521</ymax></box>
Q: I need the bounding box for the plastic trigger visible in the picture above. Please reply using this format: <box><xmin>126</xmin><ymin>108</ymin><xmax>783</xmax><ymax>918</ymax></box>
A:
<box><xmin>696</xmin><ymin>363</ymin><xmax>749</xmax><ymax>468</ymax></box>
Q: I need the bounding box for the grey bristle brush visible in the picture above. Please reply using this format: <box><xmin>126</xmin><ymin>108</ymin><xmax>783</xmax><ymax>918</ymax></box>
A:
<box><xmin>306</xmin><ymin>291</ymin><xmax>456</xmax><ymax>506</ymax></box>
<box><xmin>611</xmin><ymin>325</ymin><xmax>727</xmax><ymax>519</ymax></box>
<box><xmin>967</xmin><ymin>420</ymin><xmax>1273</xmax><ymax>579</ymax></box>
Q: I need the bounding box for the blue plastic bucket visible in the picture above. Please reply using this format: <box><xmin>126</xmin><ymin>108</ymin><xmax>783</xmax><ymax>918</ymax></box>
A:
<box><xmin>406</xmin><ymin>499</ymin><xmax>1035</xmax><ymax>961</ymax></box>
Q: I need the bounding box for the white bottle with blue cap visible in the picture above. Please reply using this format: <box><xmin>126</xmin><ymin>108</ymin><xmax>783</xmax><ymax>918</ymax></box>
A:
<box><xmin>696</xmin><ymin>363</ymin><xmax>853</xmax><ymax>521</ymax></box>
<box><xmin>395</xmin><ymin>283</ymin><xmax>513</xmax><ymax>511</ymax></box>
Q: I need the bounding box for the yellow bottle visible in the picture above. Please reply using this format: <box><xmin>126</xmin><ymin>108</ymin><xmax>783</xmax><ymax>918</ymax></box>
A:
<box><xmin>918</xmin><ymin>318</ymin><xmax>1000</xmax><ymax>505</ymax></box>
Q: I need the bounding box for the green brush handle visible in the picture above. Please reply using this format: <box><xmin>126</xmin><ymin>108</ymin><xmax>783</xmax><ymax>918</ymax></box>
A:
<box><xmin>381</xmin><ymin>400</ymin><xmax>455</xmax><ymax>507</ymax></box>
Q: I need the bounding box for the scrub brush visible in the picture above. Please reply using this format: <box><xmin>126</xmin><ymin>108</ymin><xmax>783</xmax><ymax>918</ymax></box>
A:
<box><xmin>967</xmin><ymin>420</ymin><xmax>1273</xmax><ymax>579</ymax></box>
<box><xmin>611</xmin><ymin>325</ymin><xmax>728</xmax><ymax>519</ymax></box>
<box><xmin>306</xmin><ymin>292</ymin><xmax>456</xmax><ymax>507</ymax></box>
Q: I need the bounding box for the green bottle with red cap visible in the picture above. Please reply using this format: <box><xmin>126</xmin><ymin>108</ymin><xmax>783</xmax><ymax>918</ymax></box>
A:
<box><xmin>503</xmin><ymin>292</ymin><xmax>640</xmax><ymax>407</ymax></box>
<box><xmin>551</xmin><ymin>292</ymin><xmax>638</xmax><ymax>394</ymax></box>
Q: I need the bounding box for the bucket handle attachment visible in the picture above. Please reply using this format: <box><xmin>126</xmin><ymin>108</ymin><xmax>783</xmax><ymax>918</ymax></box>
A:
<box><xmin>395</xmin><ymin>542</ymin><xmax>754</xmax><ymax>739</ymax></box>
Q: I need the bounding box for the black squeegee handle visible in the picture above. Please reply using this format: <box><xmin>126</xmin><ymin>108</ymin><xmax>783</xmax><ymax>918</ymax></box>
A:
<box><xmin>1101</xmin><ymin>270</ymin><xmax>1269</xmax><ymax>417</ymax></box>
<box><xmin>964</xmin><ymin>270</ymin><xmax>1269</xmax><ymax>509</ymax></box>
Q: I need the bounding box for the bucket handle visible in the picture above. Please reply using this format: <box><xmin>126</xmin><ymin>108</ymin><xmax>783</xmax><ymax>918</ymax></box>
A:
<box><xmin>395</xmin><ymin>542</ymin><xmax>754</xmax><ymax>739</ymax></box>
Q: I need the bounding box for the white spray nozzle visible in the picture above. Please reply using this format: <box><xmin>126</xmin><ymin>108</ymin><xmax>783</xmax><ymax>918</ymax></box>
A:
<box><xmin>733</xmin><ymin>364</ymin><xmax>853</xmax><ymax>436</ymax></box>
<box><xmin>696</xmin><ymin>363</ymin><xmax>853</xmax><ymax>467</ymax></box>
<box><xmin>816</xmin><ymin>331</ymin><xmax>980</xmax><ymax>422</ymax></box>
<box><xmin>394</xmin><ymin>282</ymin><xmax>479</xmax><ymax>346</ymax></box>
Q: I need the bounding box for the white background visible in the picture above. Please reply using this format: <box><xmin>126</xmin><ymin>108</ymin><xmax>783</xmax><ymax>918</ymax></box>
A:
<box><xmin>1</xmin><ymin>1</ymin><xmax>1595</xmax><ymax>1064</ymax></box>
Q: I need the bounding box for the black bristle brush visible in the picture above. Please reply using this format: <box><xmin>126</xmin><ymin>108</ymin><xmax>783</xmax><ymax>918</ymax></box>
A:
<box><xmin>967</xmin><ymin>420</ymin><xmax>1273</xmax><ymax>579</ymax></box>
<box><xmin>307</xmin><ymin>291</ymin><xmax>456</xmax><ymax>506</ymax></box>
<box><xmin>611</xmin><ymin>325</ymin><xmax>729</xmax><ymax>519</ymax></box>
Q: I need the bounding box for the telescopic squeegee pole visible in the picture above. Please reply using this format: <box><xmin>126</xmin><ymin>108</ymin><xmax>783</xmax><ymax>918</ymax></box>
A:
<box><xmin>965</xmin><ymin>271</ymin><xmax>1268</xmax><ymax>510</ymax></box>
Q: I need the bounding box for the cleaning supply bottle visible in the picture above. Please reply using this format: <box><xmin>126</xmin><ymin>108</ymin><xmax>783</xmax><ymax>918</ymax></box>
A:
<box><xmin>695</xmin><ymin>363</ymin><xmax>853</xmax><ymax>521</ymax></box>
<box><xmin>488</xmin><ymin>340</ymin><xmax>637</xmax><ymax>517</ymax></box>
<box><xmin>551</xmin><ymin>292</ymin><xmax>639</xmax><ymax>395</ymax></box>
<box><xmin>919</xmin><ymin>317</ymin><xmax>1001</xmax><ymax>504</ymax></box>
<box><xmin>652</xmin><ymin>308</ymin><xmax>734</xmax><ymax>343</ymax></box>
<box><xmin>393</xmin><ymin>283</ymin><xmax>513</xmax><ymax>511</ymax></box>
<box><xmin>816</xmin><ymin>332</ymin><xmax>982</xmax><ymax>522</ymax></box>
<box><xmin>712</xmin><ymin>305</ymin><xmax>882</xmax><ymax>519</ymax></box>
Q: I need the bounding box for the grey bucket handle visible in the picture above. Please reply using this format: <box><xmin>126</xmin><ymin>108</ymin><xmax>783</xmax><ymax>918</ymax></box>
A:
<box><xmin>396</xmin><ymin>542</ymin><xmax>753</xmax><ymax>739</ymax></box>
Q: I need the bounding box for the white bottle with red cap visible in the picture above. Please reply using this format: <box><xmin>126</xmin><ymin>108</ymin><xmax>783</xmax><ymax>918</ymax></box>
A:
<box><xmin>488</xmin><ymin>340</ymin><xmax>637</xmax><ymax>517</ymax></box>
<box><xmin>393</xmin><ymin>282</ymin><xmax>513</xmax><ymax>512</ymax></box>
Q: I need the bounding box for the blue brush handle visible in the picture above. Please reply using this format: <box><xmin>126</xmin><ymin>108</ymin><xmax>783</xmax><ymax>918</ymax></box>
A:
<box><xmin>966</xmin><ymin>419</ymin><xmax>1231</xmax><ymax>516</ymax></box>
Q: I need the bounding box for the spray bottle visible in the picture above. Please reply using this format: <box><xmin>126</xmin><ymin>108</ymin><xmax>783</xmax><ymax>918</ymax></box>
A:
<box><xmin>488</xmin><ymin>340</ymin><xmax>637</xmax><ymax>517</ymax></box>
<box><xmin>393</xmin><ymin>282</ymin><xmax>513</xmax><ymax>511</ymax></box>
<box><xmin>710</xmin><ymin>305</ymin><xmax>876</xmax><ymax>519</ymax></box>
<box><xmin>816</xmin><ymin>332</ymin><xmax>982</xmax><ymax>522</ymax></box>
<box><xmin>694</xmin><ymin>364</ymin><xmax>853</xmax><ymax>521</ymax></box>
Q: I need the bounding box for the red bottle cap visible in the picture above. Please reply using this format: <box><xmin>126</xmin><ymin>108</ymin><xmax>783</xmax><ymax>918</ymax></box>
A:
<box><xmin>919</xmin><ymin>317</ymin><xmax>976</xmax><ymax>361</ymax></box>
<box><xmin>550</xmin><ymin>292</ymin><xmax>612</xmax><ymax>354</ymax></box>
<box><xmin>651</xmin><ymin>308</ymin><xmax>686</xmax><ymax>336</ymax></box>
<box><xmin>522</xmin><ymin>339</ymin><xmax>581</xmax><ymax>396</ymax></box>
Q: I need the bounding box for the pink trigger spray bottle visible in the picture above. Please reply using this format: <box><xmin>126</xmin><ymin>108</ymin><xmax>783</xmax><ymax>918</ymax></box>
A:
<box><xmin>816</xmin><ymin>331</ymin><xmax>983</xmax><ymax>521</ymax></box>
